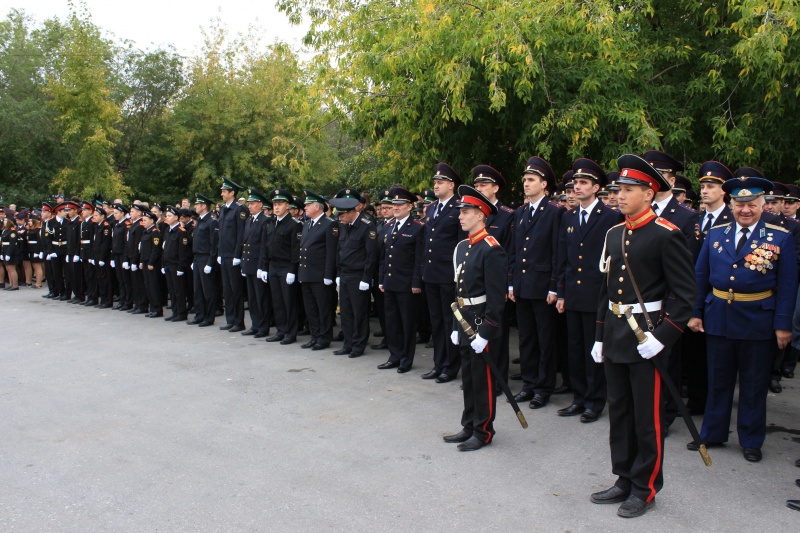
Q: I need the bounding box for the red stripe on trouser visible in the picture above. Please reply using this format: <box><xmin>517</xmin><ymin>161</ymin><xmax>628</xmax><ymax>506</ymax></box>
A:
<box><xmin>646</xmin><ymin>367</ymin><xmax>663</xmax><ymax>502</ymax></box>
<box><xmin>481</xmin><ymin>345</ymin><xmax>494</xmax><ymax>443</ymax></box>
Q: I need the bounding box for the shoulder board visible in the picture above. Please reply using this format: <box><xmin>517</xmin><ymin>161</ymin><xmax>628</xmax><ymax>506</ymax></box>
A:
<box><xmin>361</xmin><ymin>217</ymin><xmax>371</xmax><ymax>224</ymax></box>
<box><xmin>710</xmin><ymin>221</ymin><xmax>732</xmax><ymax>229</ymax></box>
<box><xmin>485</xmin><ymin>235</ymin><xmax>499</xmax><ymax>247</ymax></box>
<box><xmin>655</xmin><ymin>217</ymin><xmax>679</xmax><ymax>231</ymax></box>
<box><xmin>412</xmin><ymin>219</ymin><xmax>424</xmax><ymax>226</ymax></box>
<box><xmin>676</xmin><ymin>203</ymin><xmax>695</xmax><ymax>213</ymax></box>
<box><xmin>547</xmin><ymin>200</ymin><xmax>561</xmax><ymax>208</ymax></box>
<box><xmin>765</xmin><ymin>223</ymin><xmax>790</xmax><ymax>233</ymax></box>
<box><xmin>103</xmin><ymin>221</ymin><xmax>108</xmax><ymax>226</ymax></box>
<box><xmin>500</xmin><ymin>205</ymin><xmax>514</xmax><ymax>213</ymax></box>
<box><xmin>179</xmin><ymin>226</ymin><xmax>186</xmax><ymax>232</ymax></box>
<box><xmin>124</xmin><ymin>220</ymin><xmax>131</xmax><ymax>227</ymax></box>
<box><xmin>783</xmin><ymin>217</ymin><xmax>799</xmax><ymax>225</ymax></box>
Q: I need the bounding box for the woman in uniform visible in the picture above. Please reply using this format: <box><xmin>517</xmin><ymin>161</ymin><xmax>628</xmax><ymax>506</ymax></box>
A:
<box><xmin>1</xmin><ymin>216</ymin><xmax>21</xmax><ymax>290</ymax></box>
<box><xmin>27</xmin><ymin>213</ymin><xmax>45</xmax><ymax>288</ymax></box>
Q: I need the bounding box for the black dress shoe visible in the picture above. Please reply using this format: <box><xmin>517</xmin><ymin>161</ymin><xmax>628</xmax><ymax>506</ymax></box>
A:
<box><xmin>743</xmin><ymin>447</ymin><xmax>762</xmax><ymax>462</ymax></box>
<box><xmin>617</xmin><ymin>495</ymin><xmax>654</xmax><ymax>518</ymax></box>
<box><xmin>59</xmin><ymin>295</ymin><xmax>71</xmax><ymax>301</ymax></box>
<box><xmin>686</xmin><ymin>441</ymin><xmax>724</xmax><ymax>451</ymax></box>
<box><xmin>783</xmin><ymin>369</ymin><xmax>794</xmax><ymax>379</ymax></box>
<box><xmin>198</xmin><ymin>321</ymin><xmax>214</xmax><ymax>327</ymax></box>
<box><xmin>172</xmin><ymin>314</ymin><xmax>188</xmax><ymax>322</ymax></box>
<box><xmin>457</xmin><ymin>436</ymin><xmax>489</xmax><ymax>452</ymax></box>
<box><xmin>254</xmin><ymin>332</ymin><xmax>269</xmax><ymax>339</ymax></box>
<box><xmin>311</xmin><ymin>343</ymin><xmax>329</xmax><ymax>351</ymax></box>
<box><xmin>219</xmin><ymin>324</ymin><xmax>233</xmax><ymax>330</ymax></box>
<box><xmin>298</xmin><ymin>328</ymin><xmax>311</xmax><ymax>336</ymax></box>
<box><xmin>186</xmin><ymin>319</ymin><xmax>203</xmax><ymax>325</ymax></box>
<box><xmin>513</xmin><ymin>390</ymin><xmax>534</xmax><ymax>403</ymax></box>
<box><xmin>241</xmin><ymin>329</ymin><xmax>257</xmax><ymax>336</ymax></box>
<box><xmin>371</xmin><ymin>342</ymin><xmax>388</xmax><ymax>350</ymax></box>
<box><xmin>443</xmin><ymin>429</ymin><xmax>472</xmax><ymax>443</ymax></box>
<box><xmin>397</xmin><ymin>366</ymin><xmax>411</xmax><ymax>373</ymax></box>
<box><xmin>558</xmin><ymin>403</ymin><xmax>585</xmax><ymax>416</ymax></box>
<box><xmin>42</xmin><ymin>293</ymin><xmax>53</xmax><ymax>298</ymax></box>
<box><xmin>787</xmin><ymin>500</ymin><xmax>800</xmax><ymax>512</ymax></box>
<box><xmin>421</xmin><ymin>369</ymin><xmax>441</xmax><ymax>380</ymax></box>
<box><xmin>590</xmin><ymin>486</ymin><xmax>630</xmax><ymax>504</ymax></box>
<box><xmin>511</xmin><ymin>357</ymin><xmax>520</xmax><ymax>364</ymax></box>
<box><xmin>348</xmin><ymin>352</ymin><xmax>363</xmax><ymax>359</ymax></box>
<box><xmin>529</xmin><ymin>394</ymin><xmax>549</xmax><ymax>409</ymax></box>
<box><xmin>131</xmin><ymin>308</ymin><xmax>147</xmax><ymax>315</ymax></box>
<box><xmin>228</xmin><ymin>325</ymin><xmax>245</xmax><ymax>333</ymax></box>
<box><xmin>119</xmin><ymin>305</ymin><xmax>132</xmax><ymax>311</ymax></box>
<box><xmin>769</xmin><ymin>379</ymin><xmax>782</xmax><ymax>393</ymax></box>
<box><xmin>334</xmin><ymin>331</ymin><xmax>344</xmax><ymax>341</ymax></box>
<box><xmin>509</xmin><ymin>373</ymin><xmax>522</xmax><ymax>381</ymax></box>
<box><xmin>377</xmin><ymin>361</ymin><xmax>399</xmax><ymax>370</ymax></box>
<box><xmin>164</xmin><ymin>315</ymin><xmax>177</xmax><ymax>321</ymax></box>
<box><xmin>333</xmin><ymin>348</ymin><xmax>351</xmax><ymax>355</ymax></box>
<box><xmin>301</xmin><ymin>340</ymin><xmax>316</xmax><ymax>349</ymax></box>
<box><xmin>373</xmin><ymin>331</ymin><xmax>385</xmax><ymax>338</ymax></box>
<box><xmin>580</xmin><ymin>409</ymin><xmax>600</xmax><ymax>423</ymax></box>
<box><xmin>279</xmin><ymin>337</ymin><xmax>296</xmax><ymax>345</ymax></box>
<box><xmin>266</xmin><ymin>334</ymin><xmax>284</xmax><ymax>342</ymax></box>
<box><xmin>552</xmin><ymin>385</ymin><xmax>572</xmax><ymax>395</ymax></box>
<box><xmin>436</xmin><ymin>374</ymin><xmax>456</xmax><ymax>384</ymax></box>
<box><xmin>98</xmin><ymin>303</ymin><xmax>113</xmax><ymax>309</ymax></box>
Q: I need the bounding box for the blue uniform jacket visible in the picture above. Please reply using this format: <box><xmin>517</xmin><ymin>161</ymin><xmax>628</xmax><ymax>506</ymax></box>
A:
<box><xmin>422</xmin><ymin>197</ymin><xmax>465</xmax><ymax>284</ymax></box>
<box><xmin>694</xmin><ymin>218</ymin><xmax>798</xmax><ymax>339</ymax></box>
<box><xmin>486</xmin><ymin>201</ymin><xmax>516</xmax><ymax>287</ymax></box>
<box><xmin>512</xmin><ymin>199</ymin><xmax>564</xmax><ymax>300</ymax></box>
<box><xmin>380</xmin><ymin>217</ymin><xmax>424</xmax><ymax>291</ymax></box>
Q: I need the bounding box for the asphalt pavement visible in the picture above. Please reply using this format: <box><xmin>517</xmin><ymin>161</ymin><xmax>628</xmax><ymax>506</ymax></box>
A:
<box><xmin>1</xmin><ymin>289</ymin><xmax>798</xmax><ymax>531</ymax></box>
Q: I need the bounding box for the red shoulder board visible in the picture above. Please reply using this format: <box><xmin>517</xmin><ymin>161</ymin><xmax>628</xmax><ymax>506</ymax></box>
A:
<box><xmin>412</xmin><ymin>219</ymin><xmax>424</xmax><ymax>226</ymax></box>
<box><xmin>500</xmin><ymin>205</ymin><xmax>514</xmax><ymax>213</ymax></box>
<box><xmin>103</xmin><ymin>221</ymin><xmax>108</xmax><ymax>226</ymax></box>
<box><xmin>485</xmin><ymin>235</ymin><xmax>499</xmax><ymax>247</ymax></box>
<box><xmin>179</xmin><ymin>226</ymin><xmax>186</xmax><ymax>232</ymax></box>
<box><xmin>125</xmin><ymin>220</ymin><xmax>131</xmax><ymax>227</ymax></box>
<box><xmin>655</xmin><ymin>217</ymin><xmax>679</xmax><ymax>231</ymax></box>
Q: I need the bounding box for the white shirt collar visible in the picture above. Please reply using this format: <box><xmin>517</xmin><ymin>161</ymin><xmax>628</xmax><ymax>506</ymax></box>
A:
<box><xmin>579</xmin><ymin>198</ymin><xmax>600</xmax><ymax>216</ymax></box>
<box><xmin>528</xmin><ymin>195</ymin><xmax>546</xmax><ymax>212</ymax></box>
<box><xmin>652</xmin><ymin>194</ymin><xmax>673</xmax><ymax>214</ymax></box>
<box><xmin>395</xmin><ymin>215</ymin><xmax>409</xmax><ymax>227</ymax></box>
<box><xmin>311</xmin><ymin>213</ymin><xmax>324</xmax><ymax>224</ymax></box>
<box><xmin>705</xmin><ymin>204</ymin><xmax>725</xmax><ymax>223</ymax></box>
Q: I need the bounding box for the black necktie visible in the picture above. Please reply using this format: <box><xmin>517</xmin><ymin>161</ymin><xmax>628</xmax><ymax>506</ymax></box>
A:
<box><xmin>702</xmin><ymin>213</ymin><xmax>714</xmax><ymax>233</ymax></box>
<box><xmin>652</xmin><ymin>203</ymin><xmax>659</xmax><ymax>214</ymax></box>
<box><xmin>435</xmin><ymin>203</ymin><xmax>443</xmax><ymax>218</ymax></box>
<box><xmin>736</xmin><ymin>227</ymin><xmax>749</xmax><ymax>253</ymax></box>
<box><xmin>580</xmin><ymin>210</ymin><xmax>587</xmax><ymax>226</ymax></box>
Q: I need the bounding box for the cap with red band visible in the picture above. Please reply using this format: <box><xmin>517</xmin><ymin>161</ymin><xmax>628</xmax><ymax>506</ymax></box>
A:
<box><xmin>616</xmin><ymin>154</ymin><xmax>671</xmax><ymax>193</ymax></box>
<box><xmin>456</xmin><ymin>184</ymin><xmax>498</xmax><ymax>216</ymax></box>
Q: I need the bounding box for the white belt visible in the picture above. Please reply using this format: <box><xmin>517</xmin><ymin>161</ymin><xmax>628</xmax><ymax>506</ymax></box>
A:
<box><xmin>609</xmin><ymin>301</ymin><xmax>662</xmax><ymax>315</ymax></box>
<box><xmin>1</xmin><ymin>242</ymin><xmax>9</xmax><ymax>245</ymax></box>
<box><xmin>80</xmin><ymin>240</ymin><xmax>91</xmax><ymax>244</ymax></box>
<box><xmin>28</xmin><ymin>241</ymin><xmax>38</xmax><ymax>244</ymax></box>
<box><xmin>457</xmin><ymin>295</ymin><xmax>486</xmax><ymax>306</ymax></box>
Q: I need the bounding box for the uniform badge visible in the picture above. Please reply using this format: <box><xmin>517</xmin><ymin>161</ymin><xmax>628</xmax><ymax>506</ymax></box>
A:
<box><xmin>296</xmin><ymin>232</ymin><xmax>302</xmax><ymax>240</ymax></box>
<box><xmin>369</xmin><ymin>230</ymin><xmax>376</xmax><ymax>240</ymax></box>
<box><xmin>567</xmin><ymin>226</ymin><xmax>574</xmax><ymax>233</ymax></box>
<box><xmin>10</xmin><ymin>233</ymin><xmax>15</xmax><ymax>238</ymax></box>
<box><xmin>239</xmin><ymin>211</ymin><xmax>247</xmax><ymax>219</ymax></box>
<box><xmin>182</xmin><ymin>237</ymin><xmax>188</xmax><ymax>245</ymax></box>
<box><xmin>713</xmin><ymin>241</ymin><xmax>719</xmax><ymax>248</ymax></box>
<box><xmin>153</xmin><ymin>238</ymin><xmax>160</xmax><ymax>246</ymax></box>
<box><xmin>332</xmin><ymin>226</ymin><xmax>339</xmax><ymax>236</ymax></box>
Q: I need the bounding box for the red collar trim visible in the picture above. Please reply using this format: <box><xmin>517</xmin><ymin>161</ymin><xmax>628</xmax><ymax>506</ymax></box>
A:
<box><xmin>625</xmin><ymin>208</ymin><xmax>656</xmax><ymax>230</ymax></box>
<box><xmin>469</xmin><ymin>227</ymin><xmax>489</xmax><ymax>244</ymax></box>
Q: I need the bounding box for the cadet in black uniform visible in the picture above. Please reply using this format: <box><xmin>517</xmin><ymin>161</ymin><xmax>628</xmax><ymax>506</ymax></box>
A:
<box><xmin>64</xmin><ymin>201</ymin><xmax>83</xmax><ymax>302</ymax></box>
<box><xmin>26</xmin><ymin>211</ymin><xmax>44</xmax><ymax>289</ymax></box>
<box><xmin>91</xmin><ymin>206</ymin><xmax>113</xmax><ymax>308</ymax></box>
<box><xmin>189</xmin><ymin>194</ymin><xmax>219</xmax><ymax>327</ymax></box>
<box><xmin>298</xmin><ymin>190</ymin><xmax>339</xmax><ymax>350</ymax></box>
<box><xmin>162</xmin><ymin>205</ymin><xmax>191</xmax><ymax>321</ymax></box>
<box><xmin>51</xmin><ymin>202</ymin><xmax>74</xmax><ymax>300</ymax></box>
<box><xmin>126</xmin><ymin>204</ymin><xmax>147</xmax><ymax>314</ymax></box>
<box><xmin>377</xmin><ymin>187</ymin><xmax>425</xmax><ymax>373</ymax></box>
<box><xmin>218</xmin><ymin>176</ymin><xmax>248</xmax><ymax>332</ymax></box>
<box><xmin>111</xmin><ymin>204</ymin><xmax>132</xmax><ymax>310</ymax></box>
<box><xmin>590</xmin><ymin>154</ymin><xmax>695</xmax><ymax>518</ymax></box>
<box><xmin>41</xmin><ymin>203</ymin><xmax>57</xmax><ymax>297</ymax></box>
<box><xmin>261</xmin><ymin>189</ymin><xmax>302</xmax><ymax>345</ymax></box>
<box><xmin>139</xmin><ymin>210</ymin><xmax>163</xmax><ymax>317</ymax></box>
<box><xmin>443</xmin><ymin>184</ymin><xmax>508</xmax><ymax>451</ymax></box>
<box><xmin>78</xmin><ymin>201</ymin><xmax>97</xmax><ymax>306</ymax></box>
<box><xmin>241</xmin><ymin>188</ymin><xmax>270</xmax><ymax>337</ymax></box>
<box><xmin>330</xmin><ymin>189</ymin><xmax>379</xmax><ymax>358</ymax></box>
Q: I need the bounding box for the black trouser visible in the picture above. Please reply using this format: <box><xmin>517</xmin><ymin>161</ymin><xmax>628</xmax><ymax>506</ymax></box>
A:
<box><xmin>192</xmin><ymin>257</ymin><xmax>216</xmax><ymax>323</ymax></box>
<box><xmin>683</xmin><ymin>329</ymin><xmax>708</xmax><ymax>414</ymax></box>
<box><xmin>339</xmin><ymin>276</ymin><xmax>371</xmax><ymax>354</ymax></box>
<box><xmin>51</xmin><ymin>255</ymin><xmax>65</xmax><ymax>296</ymax></box>
<box><xmin>566</xmin><ymin>310</ymin><xmax>606</xmax><ymax>412</ymax></box>
<box><xmin>84</xmin><ymin>261</ymin><xmax>97</xmax><ymax>301</ymax></box>
<box><xmin>302</xmin><ymin>281</ymin><xmax>333</xmax><ymax>345</ymax></box>
<box><xmin>459</xmin><ymin>341</ymin><xmax>498</xmax><ymax>444</ymax></box>
<box><xmin>166</xmin><ymin>267</ymin><xmax>187</xmax><ymax>316</ymax></box>
<box><xmin>143</xmin><ymin>266</ymin><xmax>163</xmax><ymax>310</ymax></box>
<box><xmin>270</xmin><ymin>266</ymin><xmax>298</xmax><ymax>340</ymax></box>
<box><xmin>384</xmin><ymin>289</ymin><xmax>417</xmax><ymax>369</ymax></box>
<box><xmin>554</xmin><ymin>307</ymin><xmax>570</xmax><ymax>388</ymax></box>
<box><xmin>416</xmin><ymin>290</ymin><xmax>430</xmax><ymax>340</ymax></box>
<box><xmin>516</xmin><ymin>297</ymin><xmax>556</xmax><ymax>397</ymax></box>
<box><xmin>425</xmin><ymin>281</ymin><xmax>460</xmax><ymax>376</ymax></box>
<box><xmin>772</xmin><ymin>343</ymin><xmax>798</xmax><ymax>381</ymax></box>
<box><xmin>96</xmin><ymin>261</ymin><xmax>111</xmax><ymax>304</ymax></box>
<box><xmin>45</xmin><ymin>257</ymin><xmax>55</xmax><ymax>294</ymax></box>
<box><xmin>71</xmin><ymin>258</ymin><xmax>84</xmax><ymax>299</ymax></box>
<box><xmin>495</xmin><ymin>300</ymin><xmax>513</xmax><ymax>389</ymax></box>
<box><xmin>113</xmin><ymin>254</ymin><xmax>131</xmax><ymax>306</ymax></box>
<box><xmin>245</xmin><ymin>274</ymin><xmax>270</xmax><ymax>334</ymax></box>
<box><xmin>221</xmin><ymin>259</ymin><xmax>245</xmax><ymax>327</ymax></box>
<box><xmin>130</xmin><ymin>267</ymin><xmax>147</xmax><ymax>310</ymax></box>
<box><xmin>662</xmin><ymin>341</ymin><xmax>683</xmax><ymax>427</ymax></box>
<box><xmin>371</xmin><ymin>279</ymin><xmax>386</xmax><ymax>335</ymax></box>
<box><xmin>605</xmin><ymin>359</ymin><xmax>665</xmax><ymax>504</ymax></box>
<box><xmin>60</xmin><ymin>255</ymin><xmax>72</xmax><ymax>297</ymax></box>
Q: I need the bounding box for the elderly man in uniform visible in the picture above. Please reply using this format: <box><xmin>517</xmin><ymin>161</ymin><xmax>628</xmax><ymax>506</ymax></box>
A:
<box><xmin>218</xmin><ymin>176</ymin><xmax>249</xmax><ymax>333</ymax></box>
<box><xmin>443</xmin><ymin>182</ymin><xmax>508</xmax><ymax>451</ymax></box>
<box><xmin>688</xmin><ymin>172</ymin><xmax>797</xmax><ymax>462</ymax></box>
<box><xmin>590</xmin><ymin>154</ymin><xmax>695</xmax><ymax>518</ymax></box>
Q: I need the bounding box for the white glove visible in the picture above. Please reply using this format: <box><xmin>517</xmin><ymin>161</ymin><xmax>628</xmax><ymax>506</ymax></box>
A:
<box><xmin>111</xmin><ymin>260</ymin><xmax>116</xmax><ymax>268</ymax></box>
<box><xmin>190</xmin><ymin>263</ymin><xmax>194</xmax><ymax>271</ymax></box>
<box><xmin>38</xmin><ymin>252</ymin><xmax>44</xmax><ymax>259</ymax></box>
<box><xmin>637</xmin><ymin>332</ymin><xmax>665</xmax><ymax>359</ymax></box>
<box><xmin>99</xmin><ymin>261</ymin><xmax>105</xmax><ymax>266</ymax></box>
<box><xmin>286</xmin><ymin>273</ymin><xmax>295</xmax><ymax>285</ymax></box>
<box><xmin>241</xmin><ymin>270</ymin><xmax>246</xmax><ymax>277</ymax></box>
<box><xmin>47</xmin><ymin>253</ymin><xmax>56</xmax><ymax>260</ymax></box>
<box><xmin>131</xmin><ymin>264</ymin><xmax>138</xmax><ymax>271</ymax></box>
<box><xmin>122</xmin><ymin>261</ymin><xmax>129</xmax><ymax>269</ymax></box>
<box><xmin>65</xmin><ymin>255</ymin><xmax>70</xmax><ymax>263</ymax></box>
<box><xmin>470</xmin><ymin>334</ymin><xmax>489</xmax><ymax>353</ymax></box>
<box><xmin>335</xmin><ymin>277</ymin><xmax>340</xmax><ymax>286</ymax></box>
<box><xmin>161</xmin><ymin>267</ymin><xmax>165</xmax><ymax>274</ymax></box>
<box><xmin>591</xmin><ymin>342</ymin><xmax>604</xmax><ymax>363</ymax></box>
<box><xmin>450</xmin><ymin>331</ymin><xmax>459</xmax><ymax>345</ymax></box>
<box><xmin>358</xmin><ymin>281</ymin><xmax>369</xmax><ymax>291</ymax></box>
<box><xmin>260</xmin><ymin>270</ymin><xmax>268</xmax><ymax>283</ymax></box>
<box><xmin>203</xmin><ymin>265</ymin><xmax>212</xmax><ymax>275</ymax></box>
<box><xmin>257</xmin><ymin>269</ymin><xmax>263</xmax><ymax>279</ymax></box>
<box><xmin>3</xmin><ymin>255</ymin><xmax>9</xmax><ymax>262</ymax></box>
<box><xmin>73</xmin><ymin>255</ymin><xmax>80</xmax><ymax>262</ymax></box>
<box><xmin>89</xmin><ymin>259</ymin><xmax>95</xmax><ymax>265</ymax></box>
<box><xmin>232</xmin><ymin>258</ymin><xmax>242</xmax><ymax>266</ymax></box>
<box><xmin>324</xmin><ymin>278</ymin><xmax>333</xmax><ymax>286</ymax></box>
<box><xmin>177</xmin><ymin>271</ymin><xmax>184</xmax><ymax>277</ymax></box>
<box><xmin>217</xmin><ymin>256</ymin><xmax>222</xmax><ymax>264</ymax></box>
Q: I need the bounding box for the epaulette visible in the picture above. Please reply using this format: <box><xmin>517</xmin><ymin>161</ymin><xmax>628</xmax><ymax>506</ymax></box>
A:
<box><xmin>547</xmin><ymin>200</ymin><xmax>561</xmax><ymax>208</ymax></box>
<box><xmin>783</xmin><ymin>217</ymin><xmax>799</xmax><ymax>225</ymax></box>
<box><xmin>676</xmin><ymin>203</ymin><xmax>695</xmax><ymax>213</ymax></box>
<box><xmin>500</xmin><ymin>205</ymin><xmax>514</xmax><ymax>213</ymax></box>
<box><xmin>711</xmin><ymin>221</ymin><xmax>732</xmax><ymax>229</ymax></box>
<box><xmin>361</xmin><ymin>217</ymin><xmax>371</xmax><ymax>224</ymax></box>
<box><xmin>765</xmin><ymin>223</ymin><xmax>790</xmax><ymax>233</ymax></box>
<box><xmin>655</xmin><ymin>217</ymin><xmax>679</xmax><ymax>231</ymax></box>
<box><xmin>412</xmin><ymin>219</ymin><xmax>424</xmax><ymax>226</ymax></box>
<box><xmin>103</xmin><ymin>221</ymin><xmax>108</xmax><ymax>226</ymax></box>
<box><xmin>179</xmin><ymin>226</ymin><xmax>186</xmax><ymax>232</ymax></box>
<box><xmin>485</xmin><ymin>235</ymin><xmax>499</xmax><ymax>247</ymax></box>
